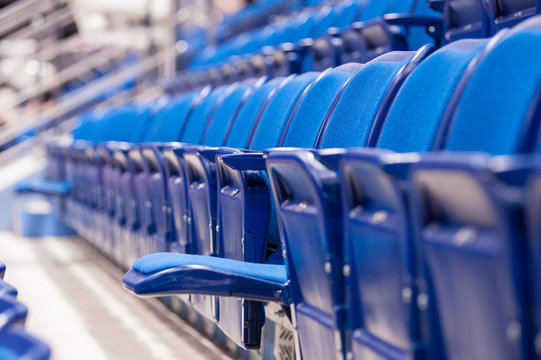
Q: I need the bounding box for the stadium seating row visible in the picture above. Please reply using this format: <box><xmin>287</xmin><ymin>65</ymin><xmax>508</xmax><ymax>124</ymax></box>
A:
<box><xmin>167</xmin><ymin>0</ymin><xmax>440</xmax><ymax>94</ymax></box>
<box><xmin>32</xmin><ymin>13</ymin><xmax>541</xmax><ymax>359</ymax></box>
<box><xmin>167</xmin><ymin>0</ymin><xmax>541</xmax><ymax>95</ymax></box>
<box><xmin>0</xmin><ymin>263</ymin><xmax>51</xmax><ymax>360</ymax></box>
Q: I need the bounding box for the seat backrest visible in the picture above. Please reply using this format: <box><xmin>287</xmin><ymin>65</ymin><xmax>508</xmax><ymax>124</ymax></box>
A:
<box><xmin>330</xmin><ymin>0</ymin><xmax>365</xmax><ymax>29</ymax></box>
<box><xmin>444</xmin><ymin>19</ymin><xmax>541</xmax><ymax>154</ymax></box>
<box><xmin>200</xmin><ymin>78</ymin><xmax>262</xmax><ymax>146</ymax></box>
<box><xmin>442</xmin><ymin>0</ymin><xmax>490</xmax><ymax>43</ymax></box>
<box><xmin>178</xmin><ymin>85</ymin><xmax>230</xmax><ymax>144</ymax></box>
<box><xmin>85</xmin><ymin>104</ymin><xmax>152</xmax><ymax>143</ymax></box>
<box><xmin>72</xmin><ymin>112</ymin><xmax>97</xmax><ymax>141</ymax></box>
<box><xmin>248</xmin><ymin>72</ymin><xmax>319</xmax><ymax>150</ymax></box>
<box><xmin>358</xmin><ymin>0</ymin><xmax>414</xmax><ymax>22</ymax></box>
<box><xmin>286</xmin><ymin>11</ymin><xmax>318</xmax><ymax>43</ymax></box>
<box><xmin>311</xmin><ymin>4</ymin><xmax>337</xmax><ymax>38</ymax></box>
<box><xmin>489</xmin><ymin>0</ymin><xmax>538</xmax><ymax>31</ymax></box>
<box><xmin>376</xmin><ymin>39</ymin><xmax>488</xmax><ymax>152</ymax></box>
<box><xmin>318</xmin><ymin>51</ymin><xmax>418</xmax><ymax>149</ymax></box>
<box><xmin>415</xmin><ymin>18</ymin><xmax>541</xmax><ymax>360</ymax></box>
<box><xmin>224</xmin><ymin>77</ymin><xmax>286</xmax><ymax>148</ymax></box>
<box><xmin>142</xmin><ymin>92</ymin><xmax>198</xmax><ymax>142</ymax></box>
<box><xmin>280</xmin><ymin>63</ymin><xmax>364</xmax><ymax>148</ymax></box>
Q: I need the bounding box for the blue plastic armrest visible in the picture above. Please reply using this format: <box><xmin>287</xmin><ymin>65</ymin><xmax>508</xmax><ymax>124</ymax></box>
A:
<box><xmin>0</xmin><ymin>327</ymin><xmax>51</xmax><ymax>360</ymax></box>
<box><xmin>339</xmin><ymin>148</ymin><xmax>416</xmax><ymax>180</ymax></box>
<box><xmin>0</xmin><ymin>279</ymin><xmax>17</xmax><ymax>297</ymax></box>
<box><xmin>15</xmin><ymin>179</ymin><xmax>70</xmax><ymax>196</ymax></box>
<box><xmin>0</xmin><ymin>297</ymin><xmax>28</xmax><ymax>331</ymax></box>
<box><xmin>221</xmin><ymin>152</ymin><xmax>267</xmax><ymax>171</ymax></box>
<box><xmin>490</xmin><ymin>155</ymin><xmax>536</xmax><ymax>187</ymax></box>
<box><xmin>382</xmin><ymin>14</ymin><xmax>443</xmax><ymax>43</ymax></box>
<box><xmin>383</xmin><ymin>14</ymin><xmax>443</xmax><ymax>28</ymax></box>
<box><xmin>122</xmin><ymin>253</ymin><xmax>290</xmax><ymax>304</ymax></box>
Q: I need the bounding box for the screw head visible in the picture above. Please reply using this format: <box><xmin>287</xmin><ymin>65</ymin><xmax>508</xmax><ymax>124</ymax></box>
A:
<box><xmin>454</xmin><ymin>226</ymin><xmax>477</xmax><ymax>246</ymax></box>
<box><xmin>506</xmin><ymin>322</ymin><xmax>521</xmax><ymax>345</ymax></box>
<box><xmin>402</xmin><ymin>287</ymin><xmax>412</xmax><ymax>303</ymax></box>
<box><xmin>417</xmin><ymin>293</ymin><xmax>429</xmax><ymax>310</ymax></box>
<box><xmin>371</xmin><ymin>211</ymin><xmax>388</xmax><ymax>224</ymax></box>
<box><xmin>324</xmin><ymin>262</ymin><xmax>332</xmax><ymax>274</ymax></box>
<box><xmin>343</xmin><ymin>264</ymin><xmax>351</xmax><ymax>277</ymax></box>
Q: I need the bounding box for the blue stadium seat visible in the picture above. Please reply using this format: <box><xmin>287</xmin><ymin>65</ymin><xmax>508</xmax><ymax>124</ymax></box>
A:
<box><xmin>0</xmin><ymin>280</ymin><xmax>17</xmax><ymax>298</ymax></box>
<box><xmin>122</xmin><ymin>47</ymin><xmax>430</xmax><ymax>355</ymax></box>
<box><xmin>0</xmin><ymin>297</ymin><xmax>27</xmax><ymax>331</ymax></box>
<box><xmin>0</xmin><ymin>327</ymin><xmax>51</xmax><ymax>360</ymax></box>
<box><xmin>33</xmin><ymin>2</ymin><xmax>541</xmax><ymax>358</ymax></box>
<box><xmin>487</xmin><ymin>0</ymin><xmax>540</xmax><ymax>32</ymax></box>
<box><xmin>408</xmin><ymin>17</ymin><xmax>541</xmax><ymax>360</ymax></box>
<box><xmin>263</xmin><ymin>47</ymin><xmax>433</xmax><ymax>360</ymax></box>
<box><xmin>435</xmin><ymin>0</ymin><xmax>491</xmax><ymax>42</ymax></box>
<box><xmin>303</xmin><ymin>0</ymin><xmax>441</xmax><ymax>72</ymax></box>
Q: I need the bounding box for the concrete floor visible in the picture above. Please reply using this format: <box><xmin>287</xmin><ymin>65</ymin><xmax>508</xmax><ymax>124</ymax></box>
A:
<box><xmin>0</xmin><ymin>232</ymin><xmax>234</xmax><ymax>360</ymax></box>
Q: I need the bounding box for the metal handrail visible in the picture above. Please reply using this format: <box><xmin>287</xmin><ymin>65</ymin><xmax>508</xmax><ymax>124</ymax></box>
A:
<box><xmin>0</xmin><ymin>47</ymin><xmax>127</xmax><ymax>114</ymax></box>
<box><xmin>0</xmin><ymin>0</ymin><xmax>63</xmax><ymax>38</ymax></box>
<box><xmin>0</xmin><ymin>51</ymin><xmax>165</xmax><ymax>148</ymax></box>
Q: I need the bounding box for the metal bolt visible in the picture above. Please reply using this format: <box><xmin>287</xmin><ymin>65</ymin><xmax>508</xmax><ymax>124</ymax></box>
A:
<box><xmin>402</xmin><ymin>287</ymin><xmax>412</xmax><ymax>303</ymax></box>
<box><xmin>343</xmin><ymin>264</ymin><xmax>351</xmax><ymax>277</ymax></box>
<box><xmin>324</xmin><ymin>262</ymin><xmax>332</xmax><ymax>274</ymax></box>
<box><xmin>372</xmin><ymin>210</ymin><xmax>388</xmax><ymax>224</ymax></box>
<box><xmin>506</xmin><ymin>322</ymin><xmax>521</xmax><ymax>345</ymax></box>
<box><xmin>215</xmin><ymin>225</ymin><xmax>220</xmax><ymax>233</ymax></box>
<box><xmin>298</xmin><ymin>201</ymin><xmax>308</xmax><ymax>211</ymax></box>
<box><xmin>282</xmin><ymin>249</ymin><xmax>287</xmax><ymax>258</ymax></box>
<box><xmin>231</xmin><ymin>189</ymin><xmax>240</xmax><ymax>196</ymax></box>
<box><xmin>417</xmin><ymin>293</ymin><xmax>429</xmax><ymax>310</ymax></box>
<box><xmin>454</xmin><ymin>226</ymin><xmax>477</xmax><ymax>246</ymax></box>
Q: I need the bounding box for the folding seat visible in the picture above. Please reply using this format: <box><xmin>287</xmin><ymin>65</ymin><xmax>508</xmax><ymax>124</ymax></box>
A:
<box><xmin>125</xmin><ymin>72</ymin><xmax>320</xmax><ymax>348</ymax></box>
<box><xmin>270</xmin><ymin>18</ymin><xmax>541</xmax><ymax>358</ymax></box>
<box><xmin>0</xmin><ymin>297</ymin><xmax>27</xmax><ymax>331</ymax></box>
<box><xmin>134</xmin><ymin>82</ymin><xmax>258</xmax><ymax>257</ymax></box>
<box><xmin>0</xmin><ymin>327</ymin><xmax>51</xmax><ymax>360</ymax></box>
<box><xmin>153</xmin><ymin>78</ymin><xmax>282</xmax><ymax>318</ymax></box>
<box><xmin>407</xmin><ymin>18</ymin><xmax>541</xmax><ymax>360</ymax></box>
<box><xmin>79</xmin><ymin>104</ymin><xmax>156</xmax><ymax>246</ymax></box>
<box><xmin>269</xmin><ymin>16</ymin><xmax>540</xmax><ymax>360</ymax></box>
<box><xmin>434</xmin><ymin>0</ymin><xmax>491</xmax><ymax>43</ymax></box>
<box><xmin>146</xmin><ymin>31</ymin><xmax>479</xmax><ymax>358</ymax></box>
<box><xmin>122</xmin><ymin>46</ymin><xmax>432</xmax><ymax>355</ymax></box>
<box><xmin>487</xmin><ymin>0</ymin><xmax>541</xmax><ymax>32</ymax></box>
<box><xmin>304</xmin><ymin>1</ymin><xmax>366</xmax><ymax>71</ymax></box>
<box><xmin>0</xmin><ymin>280</ymin><xmax>17</xmax><ymax>298</ymax></box>
<box><xmin>62</xmin><ymin>104</ymin><xmax>154</xmax><ymax>236</ymax></box>
<box><xmin>302</xmin><ymin>0</ymin><xmax>441</xmax><ymax>72</ymax></box>
<box><xmin>261</xmin><ymin>45</ymin><xmax>302</xmax><ymax>77</ymax></box>
<box><xmin>106</xmin><ymin>91</ymin><xmax>205</xmax><ymax>266</ymax></box>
